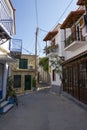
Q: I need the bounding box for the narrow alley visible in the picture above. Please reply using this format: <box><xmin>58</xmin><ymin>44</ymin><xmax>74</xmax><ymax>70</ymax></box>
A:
<box><xmin>0</xmin><ymin>88</ymin><xmax>87</xmax><ymax>130</ymax></box>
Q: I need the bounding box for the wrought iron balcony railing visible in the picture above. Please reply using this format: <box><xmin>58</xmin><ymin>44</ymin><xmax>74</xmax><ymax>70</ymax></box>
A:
<box><xmin>0</xmin><ymin>0</ymin><xmax>13</xmax><ymax>35</ymax></box>
<box><xmin>65</xmin><ymin>31</ymin><xmax>85</xmax><ymax>48</ymax></box>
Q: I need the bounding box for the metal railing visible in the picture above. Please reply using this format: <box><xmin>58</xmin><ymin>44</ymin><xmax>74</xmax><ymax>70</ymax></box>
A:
<box><xmin>65</xmin><ymin>31</ymin><xmax>85</xmax><ymax>48</ymax></box>
<box><xmin>10</xmin><ymin>39</ymin><xmax>22</xmax><ymax>59</ymax></box>
<box><xmin>0</xmin><ymin>1</ymin><xmax>13</xmax><ymax>35</ymax></box>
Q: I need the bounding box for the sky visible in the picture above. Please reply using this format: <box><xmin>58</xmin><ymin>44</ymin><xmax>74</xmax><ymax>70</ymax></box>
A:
<box><xmin>12</xmin><ymin>0</ymin><xmax>78</xmax><ymax>57</ymax></box>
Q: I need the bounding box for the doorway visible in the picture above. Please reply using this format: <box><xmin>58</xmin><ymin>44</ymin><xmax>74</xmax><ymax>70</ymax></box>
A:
<box><xmin>25</xmin><ymin>75</ymin><xmax>31</xmax><ymax>90</ymax></box>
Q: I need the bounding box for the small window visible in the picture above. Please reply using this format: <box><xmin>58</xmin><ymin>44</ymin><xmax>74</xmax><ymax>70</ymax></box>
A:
<box><xmin>29</xmin><ymin>66</ymin><xmax>33</xmax><ymax>69</ymax></box>
<box><xmin>19</xmin><ymin>59</ymin><xmax>28</xmax><ymax>69</ymax></box>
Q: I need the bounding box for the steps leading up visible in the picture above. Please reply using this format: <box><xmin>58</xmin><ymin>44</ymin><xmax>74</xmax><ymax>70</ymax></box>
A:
<box><xmin>0</xmin><ymin>101</ymin><xmax>8</xmax><ymax>108</ymax></box>
<box><xmin>3</xmin><ymin>104</ymin><xmax>13</xmax><ymax>113</ymax></box>
<box><xmin>0</xmin><ymin>100</ymin><xmax>14</xmax><ymax>114</ymax></box>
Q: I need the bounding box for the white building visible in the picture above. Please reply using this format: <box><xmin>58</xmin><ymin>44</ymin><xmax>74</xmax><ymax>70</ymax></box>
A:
<box><xmin>0</xmin><ymin>0</ymin><xmax>16</xmax><ymax>100</ymax></box>
<box><xmin>61</xmin><ymin>0</ymin><xmax>87</xmax><ymax>105</ymax></box>
<box><xmin>43</xmin><ymin>24</ymin><xmax>64</xmax><ymax>87</ymax></box>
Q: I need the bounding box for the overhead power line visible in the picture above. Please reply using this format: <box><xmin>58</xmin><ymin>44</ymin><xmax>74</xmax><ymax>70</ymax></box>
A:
<box><xmin>13</xmin><ymin>42</ymin><xmax>34</xmax><ymax>55</ymax></box>
<box><xmin>52</xmin><ymin>0</ymin><xmax>74</xmax><ymax>30</ymax></box>
<box><xmin>23</xmin><ymin>47</ymin><xmax>34</xmax><ymax>55</ymax></box>
<box><xmin>39</xmin><ymin>28</ymin><xmax>48</xmax><ymax>33</ymax></box>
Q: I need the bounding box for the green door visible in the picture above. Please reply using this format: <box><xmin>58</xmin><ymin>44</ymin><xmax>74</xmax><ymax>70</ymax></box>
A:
<box><xmin>25</xmin><ymin>75</ymin><xmax>31</xmax><ymax>90</ymax></box>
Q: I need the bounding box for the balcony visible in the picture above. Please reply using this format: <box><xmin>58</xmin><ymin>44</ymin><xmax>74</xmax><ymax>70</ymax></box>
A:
<box><xmin>44</xmin><ymin>44</ymin><xmax>58</xmax><ymax>56</ymax></box>
<box><xmin>64</xmin><ymin>31</ymin><xmax>87</xmax><ymax>51</ymax></box>
<box><xmin>10</xmin><ymin>39</ymin><xmax>22</xmax><ymax>59</ymax></box>
<box><xmin>0</xmin><ymin>0</ymin><xmax>13</xmax><ymax>39</ymax></box>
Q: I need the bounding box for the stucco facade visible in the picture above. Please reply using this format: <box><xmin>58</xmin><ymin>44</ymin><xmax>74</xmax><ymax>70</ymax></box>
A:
<box><xmin>43</xmin><ymin>24</ymin><xmax>64</xmax><ymax>87</ymax></box>
<box><xmin>11</xmin><ymin>54</ymin><xmax>37</xmax><ymax>94</ymax></box>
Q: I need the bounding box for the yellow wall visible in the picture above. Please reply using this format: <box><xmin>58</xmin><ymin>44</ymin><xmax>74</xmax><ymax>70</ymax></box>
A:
<box><xmin>11</xmin><ymin>54</ymin><xmax>37</xmax><ymax>94</ymax></box>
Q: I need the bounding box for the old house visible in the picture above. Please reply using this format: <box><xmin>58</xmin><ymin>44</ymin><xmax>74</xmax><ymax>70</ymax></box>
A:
<box><xmin>11</xmin><ymin>54</ymin><xmax>37</xmax><ymax>94</ymax></box>
<box><xmin>61</xmin><ymin>0</ymin><xmax>87</xmax><ymax>104</ymax></box>
<box><xmin>43</xmin><ymin>24</ymin><xmax>64</xmax><ymax>88</ymax></box>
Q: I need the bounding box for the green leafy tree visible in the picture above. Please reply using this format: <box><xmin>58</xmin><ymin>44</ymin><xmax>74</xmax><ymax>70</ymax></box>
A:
<box><xmin>50</xmin><ymin>55</ymin><xmax>62</xmax><ymax>74</ymax></box>
<box><xmin>39</xmin><ymin>57</ymin><xmax>49</xmax><ymax>72</ymax></box>
<box><xmin>32</xmin><ymin>77</ymin><xmax>36</xmax><ymax>88</ymax></box>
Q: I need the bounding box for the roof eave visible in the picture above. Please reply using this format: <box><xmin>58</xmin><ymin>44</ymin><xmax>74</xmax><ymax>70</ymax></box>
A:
<box><xmin>60</xmin><ymin>10</ymin><xmax>85</xmax><ymax>29</ymax></box>
<box><xmin>43</xmin><ymin>31</ymin><xmax>58</xmax><ymax>41</ymax></box>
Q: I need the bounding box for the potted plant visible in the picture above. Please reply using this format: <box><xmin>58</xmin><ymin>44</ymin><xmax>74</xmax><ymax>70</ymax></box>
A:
<box><xmin>32</xmin><ymin>77</ymin><xmax>36</xmax><ymax>91</ymax></box>
<box><xmin>6</xmin><ymin>76</ymin><xmax>16</xmax><ymax>104</ymax></box>
<box><xmin>8</xmin><ymin>88</ymin><xmax>15</xmax><ymax>104</ymax></box>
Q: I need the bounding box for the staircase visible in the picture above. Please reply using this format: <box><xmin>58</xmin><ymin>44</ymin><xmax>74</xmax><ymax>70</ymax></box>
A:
<box><xmin>0</xmin><ymin>100</ymin><xmax>14</xmax><ymax>114</ymax></box>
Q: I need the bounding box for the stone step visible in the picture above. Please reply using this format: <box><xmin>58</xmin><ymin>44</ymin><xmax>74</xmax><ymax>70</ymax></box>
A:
<box><xmin>0</xmin><ymin>100</ymin><xmax>14</xmax><ymax>114</ymax></box>
<box><xmin>3</xmin><ymin>104</ymin><xmax>14</xmax><ymax>113</ymax></box>
<box><xmin>0</xmin><ymin>101</ymin><xmax>9</xmax><ymax>108</ymax></box>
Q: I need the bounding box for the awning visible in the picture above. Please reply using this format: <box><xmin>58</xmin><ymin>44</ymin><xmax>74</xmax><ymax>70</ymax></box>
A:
<box><xmin>60</xmin><ymin>10</ymin><xmax>85</xmax><ymax>29</ymax></box>
<box><xmin>0</xmin><ymin>55</ymin><xmax>16</xmax><ymax>62</ymax></box>
<box><xmin>43</xmin><ymin>31</ymin><xmax>58</xmax><ymax>41</ymax></box>
<box><xmin>77</xmin><ymin>0</ymin><xmax>87</xmax><ymax>5</ymax></box>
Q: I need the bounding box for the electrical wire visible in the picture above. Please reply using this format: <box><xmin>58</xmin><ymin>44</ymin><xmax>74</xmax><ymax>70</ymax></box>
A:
<box><xmin>22</xmin><ymin>47</ymin><xmax>34</xmax><ymax>55</ymax></box>
<box><xmin>34</xmin><ymin>0</ymin><xmax>74</xmax><ymax>57</ymax></box>
<box><xmin>39</xmin><ymin>28</ymin><xmax>48</xmax><ymax>33</ymax></box>
<box><xmin>37</xmin><ymin>0</ymin><xmax>74</xmax><ymax>34</ymax></box>
<box><xmin>51</xmin><ymin>0</ymin><xmax>74</xmax><ymax>30</ymax></box>
<box><xmin>12</xmin><ymin>41</ymin><xmax>34</xmax><ymax>55</ymax></box>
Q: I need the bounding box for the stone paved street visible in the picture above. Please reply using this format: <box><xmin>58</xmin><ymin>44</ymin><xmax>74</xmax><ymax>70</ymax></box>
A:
<box><xmin>0</xmin><ymin>88</ymin><xmax>87</xmax><ymax>130</ymax></box>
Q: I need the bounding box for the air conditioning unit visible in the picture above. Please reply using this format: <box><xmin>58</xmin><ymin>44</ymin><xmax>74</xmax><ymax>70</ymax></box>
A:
<box><xmin>28</xmin><ymin>66</ymin><xmax>34</xmax><ymax>69</ymax></box>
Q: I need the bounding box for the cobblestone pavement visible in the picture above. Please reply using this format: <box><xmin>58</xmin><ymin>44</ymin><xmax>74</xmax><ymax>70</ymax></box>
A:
<box><xmin>0</xmin><ymin>88</ymin><xmax>87</xmax><ymax>130</ymax></box>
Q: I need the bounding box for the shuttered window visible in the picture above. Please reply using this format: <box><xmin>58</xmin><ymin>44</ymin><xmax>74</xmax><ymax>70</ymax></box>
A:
<box><xmin>19</xmin><ymin>59</ymin><xmax>28</xmax><ymax>69</ymax></box>
<box><xmin>14</xmin><ymin>75</ymin><xmax>21</xmax><ymax>88</ymax></box>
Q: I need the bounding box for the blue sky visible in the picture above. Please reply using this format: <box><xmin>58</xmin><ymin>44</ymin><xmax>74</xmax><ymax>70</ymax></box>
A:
<box><xmin>12</xmin><ymin>0</ymin><xmax>78</xmax><ymax>56</ymax></box>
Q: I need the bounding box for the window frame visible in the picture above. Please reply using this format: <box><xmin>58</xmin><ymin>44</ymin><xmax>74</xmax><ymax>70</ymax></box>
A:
<box><xmin>19</xmin><ymin>59</ymin><xmax>28</xmax><ymax>69</ymax></box>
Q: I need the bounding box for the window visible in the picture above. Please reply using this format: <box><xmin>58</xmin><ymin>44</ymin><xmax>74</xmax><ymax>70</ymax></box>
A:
<box><xmin>19</xmin><ymin>59</ymin><xmax>28</xmax><ymax>69</ymax></box>
<box><xmin>73</xmin><ymin>65</ymin><xmax>78</xmax><ymax>86</ymax></box>
<box><xmin>79</xmin><ymin>62</ymin><xmax>87</xmax><ymax>87</ymax></box>
<box><xmin>52</xmin><ymin>69</ymin><xmax>56</xmax><ymax>81</ymax></box>
<box><xmin>29</xmin><ymin>66</ymin><xmax>33</xmax><ymax>69</ymax></box>
<box><xmin>14</xmin><ymin>75</ymin><xmax>21</xmax><ymax>88</ymax></box>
